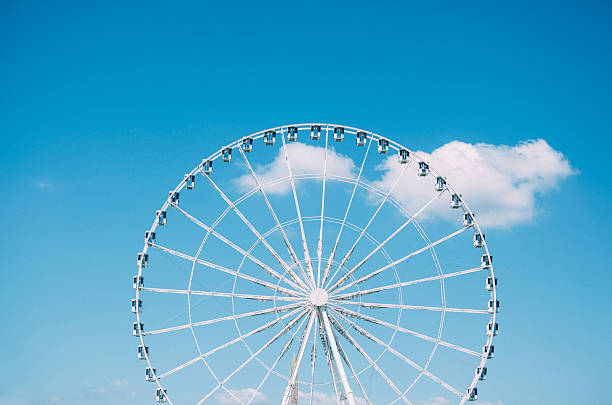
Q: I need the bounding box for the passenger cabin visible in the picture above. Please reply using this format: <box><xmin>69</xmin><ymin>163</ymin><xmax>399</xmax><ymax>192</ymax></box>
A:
<box><xmin>467</xmin><ymin>387</ymin><xmax>478</xmax><ymax>401</ymax></box>
<box><xmin>145</xmin><ymin>367</ymin><xmax>156</xmax><ymax>382</ymax></box>
<box><xmin>264</xmin><ymin>130</ymin><xmax>276</xmax><ymax>145</ymax></box>
<box><xmin>476</xmin><ymin>366</ymin><xmax>487</xmax><ymax>381</ymax></box>
<box><xmin>483</xmin><ymin>345</ymin><xmax>494</xmax><ymax>359</ymax></box>
<box><xmin>435</xmin><ymin>176</ymin><xmax>446</xmax><ymax>191</ymax></box>
<box><xmin>451</xmin><ymin>194</ymin><xmax>461</xmax><ymax>209</ymax></box>
<box><xmin>138</xmin><ymin>253</ymin><xmax>148</xmax><ymax>268</ymax></box>
<box><xmin>221</xmin><ymin>147</ymin><xmax>232</xmax><ymax>162</ymax></box>
<box><xmin>356</xmin><ymin>131</ymin><xmax>367</xmax><ymax>146</ymax></box>
<box><xmin>418</xmin><ymin>161</ymin><xmax>429</xmax><ymax>176</ymax></box>
<box><xmin>242</xmin><ymin>137</ymin><xmax>253</xmax><ymax>152</ymax></box>
<box><xmin>156</xmin><ymin>210</ymin><xmax>166</xmax><ymax>226</ymax></box>
<box><xmin>156</xmin><ymin>388</ymin><xmax>167</xmax><ymax>403</ymax></box>
<box><xmin>488</xmin><ymin>299</ymin><xmax>500</xmax><ymax>314</ymax></box>
<box><xmin>133</xmin><ymin>275</ymin><xmax>144</xmax><ymax>290</ymax></box>
<box><xmin>473</xmin><ymin>233</ymin><xmax>484</xmax><ymax>248</ymax></box>
<box><xmin>378</xmin><ymin>139</ymin><xmax>389</xmax><ymax>154</ymax></box>
<box><xmin>287</xmin><ymin>126</ymin><xmax>298</xmax><ymax>141</ymax></box>
<box><xmin>169</xmin><ymin>191</ymin><xmax>179</xmax><ymax>206</ymax></box>
<box><xmin>486</xmin><ymin>277</ymin><xmax>497</xmax><ymax>291</ymax></box>
<box><xmin>463</xmin><ymin>213</ymin><xmax>474</xmax><ymax>227</ymax></box>
<box><xmin>398</xmin><ymin>149</ymin><xmax>409</xmax><ymax>164</ymax></box>
<box><xmin>481</xmin><ymin>254</ymin><xmax>493</xmax><ymax>268</ymax></box>
<box><xmin>333</xmin><ymin>127</ymin><xmax>344</xmax><ymax>142</ymax></box>
<box><xmin>145</xmin><ymin>231</ymin><xmax>155</xmax><ymax>245</ymax></box>
<box><xmin>185</xmin><ymin>174</ymin><xmax>195</xmax><ymax>190</ymax></box>
<box><xmin>202</xmin><ymin>160</ymin><xmax>213</xmax><ymax>175</ymax></box>
<box><xmin>131</xmin><ymin>299</ymin><xmax>142</xmax><ymax>314</ymax></box>
<box><xmin>487</xmin><ymin>321</ymin><xmax>499</xmax><ymax>336</ymax></box>
<box><xmin>133</xmin><ymin>322</ymin><xmax>143</xmax><ymax>337</ymax></box>
<box><xmin>137</xmin><ymin>345</ymin><xmax>149</xmax><ymax>360</ymax></box>
<box><xmin>311</xmin><ymin>125</ymin><xmax>321</xmax><ymax>140</ymax></box>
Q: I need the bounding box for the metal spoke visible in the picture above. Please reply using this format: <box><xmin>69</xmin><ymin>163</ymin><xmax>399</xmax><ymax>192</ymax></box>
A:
<box><xmin>332</xmin><ymin>267</ymin><xmax>483</xmax><ymax>301</ymax></box>
<box><xmin>321</xmin><ymin>136</ymin><xmax>373</xmax><ymax>287</ymax></box>
<box><xmin>326</xmin><ymin>312</ymin><xmax>411</xmax><ymax>404</ymax></box>
<box><xmin>144</xmin><ymin>303</ymin><xmax>302</xmax><ymax>336</ymax></box>
<box><xmin>308</xmin><ymin>313</ymin><xmax>318</xmax><ymax>405</ymax></box>
<box><xmin>238</xmin><ymin>147</ymin><xmax>312</xmax><ymax>288</ymax></box>
<box><xmin>329</xmin><ymin>304</ymin><xmax>481</xmax><ymax>358</ymax></box>
<box><xmin>281</xmin><ymin>309</ymin><xmax>316</xmax><ymax>405</ymax></box>
<box><xmin>328</xmin><ymin>191</ymin><xmax>446</xmax><ymax>293</ymax></box>
<box><xmin>332</xmin><ymin>310</ymin><xmax>464</xmax><ymax>398</ymax></box>
<box><xmin>150</xmin><ymin>242</ymin><xmax>305</xmax><ymax>298</ymax></box>
<box><xmin>332</xmin><ymin>226</ymin><xmax>469</xmax><ymax>295</ymax></box>
<box><xmin>324</xmin><ymin>163</ymin><xmax>409</xmax><ymax>290</ymax></box>
<box><xmin>171</xmin><ymin>203</ymin><xmax>307</xmax><ymax>293</ymax></box>
<box><xmin>202</xmin><ymin>169</ymin><xmax>310</xmax><ymax>292</ymax></box>
<box><xmin>280</xmin><ymin>132</ymin><xmax>316</xmax><ymax>286</ymax></box>
<box><xmin>197</xmin><ymin>309</ymin><xmax>309</xmax><ymax>405</ymax></box>
<box><xmin>330</xmin><ymin>300</ymin><xmax>489</xmax><ymax>314</ymax></box>
<box><xmin>142</xmin><ymin>287</ymin><xmax>303</xmax><ymax>302</ymax></box>
<box><xmin>316</xmin><ymin>127</ymin><xmax>329</xmax><ymax>286</ymax></box>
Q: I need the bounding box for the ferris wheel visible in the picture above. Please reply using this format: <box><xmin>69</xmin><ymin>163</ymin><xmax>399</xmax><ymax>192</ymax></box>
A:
<box><xmin>132</xmin><ymin>124</ymin><xmax>499</xmax><ymax>405</ymax></box>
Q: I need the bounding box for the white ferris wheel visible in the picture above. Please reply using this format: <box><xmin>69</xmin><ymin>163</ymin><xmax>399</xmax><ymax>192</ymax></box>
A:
<box><xmin>132</xmin><ymin>124</ymin><xmax>499</xmax><ymax>405</ymax></box>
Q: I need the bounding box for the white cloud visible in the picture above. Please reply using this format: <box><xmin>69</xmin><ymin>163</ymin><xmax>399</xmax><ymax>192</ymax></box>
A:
<box><xmin>297</xmin><ymin>390</ymin><xmax>368</xmax><ymax>405</ymax></box>
<box><xmin>109</xmin><ymin>380</ymin><xmax>129</xmax><ymax>387</ymax></box>
<box><xmin>415</xmin><ymin>397</ymin><xmax>450</xmax><ymax>405</ymax></box>
<box><xmin>235</xmin><ymin>142</ymin><xmax>356</xmax><ymax>194</ymax></box>
<box><xmin>474</xmin><ymin>402</ymin><xmax>504</xmax><ymax>405</ymax></box>
<box><xmin>371</xmin><ymin>139</ymin><xmax>575</xmax><ymax>228</ymax></box>
<box><xmin>214</xmin><ymin>388</ymin><xmax>268</xmax><ymax>404</ymax></box>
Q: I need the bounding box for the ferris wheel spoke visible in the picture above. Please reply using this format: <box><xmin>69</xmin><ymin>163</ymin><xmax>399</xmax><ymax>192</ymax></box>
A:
<box><xmin>326</xmin><ymin>312</ymin><xmax>412</xmax><ymax>405</ymax></box>
<box><xmin>149</xmin><ymin>242</ymin><xmax>305</xmax><ymax>298</ymax></box>
<box><xmin>281</xmin><ymin>309</ymin><xmax>316</xmax><ymax>405</ymax></box>
<box><xmin>331</xmin><ymin>310</ymin><xmax>464</xmax><ymax>399</ymax></box>
<box><xmin>238</xmin><ymin>147</ymin><xmax>312</xmax><ymax>288</ymax></box>
<box><xmin>201</xmin><ymin>170</ymin><xmax>310</xmax><ymax>292</ymax></box>
<box><xmin>248</xmin><ymin>310</ymin><xmax>311</xmax><ymax>405</ymax></box>
<box><xmin>324</xmin><ymin>163</ymin><xmax>409</xmax><ymax>290</ymax></box>
<box><xmin>197</xmin><ymin>309</ymin><xmax>309</xmax><ymax>405</ymax></box>
<box><xmin>280</xmin><ymin>132</ymin><xmax>316</xmax><ymax>287</ymax></box>
<box><xmin>330</xmin><ymin>300</ymin><xmax>489</xmax><ymax>314</ymax></box>
<box><xmin>144</xmin><ymin>303</ymin><xmax>302</xmax><ymax>336</ymax></box>
<box><xmin>315</xmin><ymin>127</ymin><xmax>329</xmax><ymax>287</ymax></box>
<box><xmin>332</xmin><ymin>267</ymin><xmax>484</xmax><ymax>300</ymax></box>
<box><xmin>332</xmin><ymin>226</ymin><xmax>469</xmax><ymax>295</ymax></box>
<box><xmin>171</xmin><ymin>203</ymin><xmax>307</xmax><ymax>293</ymax></box>
<box><xmin>329</xmin><ymin>304</ymin><xmax>482</xmax><ymax>358</ymax></box>
<box><xmin>321</xmin><ymin>136</ymin><xmax>373</xmax><ymax>287</ymax></box>
<box><xmin>308</xmin><ymin>313</ymin><xmax>318</xmax><ymax>405</ymax></box>
<box><xmin>316</xmin><ymin>310</ymin><xmax>343</xmax><ymax>401</ymax></box>
<box><xmin>142</xmin><ymin>287</ymin><xmax>304</xmax><ymax>302</ymax></box>
<box><xmin>328</xmin><ymin>191</ymin><xmax>446</xmax><ymax>293</ymax></box>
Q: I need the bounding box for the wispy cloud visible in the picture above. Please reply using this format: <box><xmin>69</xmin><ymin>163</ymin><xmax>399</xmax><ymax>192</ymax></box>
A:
<box><xmin>35</xmin><ymin>179</ymin><xmax>55</xmax><ymax>191</ymax></box>
<box><xmin>297</xmin><ymin>390</ymin><xmax>368</xmax><ymax>405</ymax></box>
<box><xmin>214</xmin><ymin>388</ymin><xmax>268</xmax><ymax>404</ymax></box>
<box><xmin>414</xmin><ymin>397</ymin><xmax>450</xmax><ymax>405</ymax></box>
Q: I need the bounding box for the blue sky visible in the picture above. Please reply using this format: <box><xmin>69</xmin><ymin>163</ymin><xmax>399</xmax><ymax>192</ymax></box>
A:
<box><xmin>1</xmin><ymin>1</ymin><xmax>611</xmax><ymax>404</ymax></box>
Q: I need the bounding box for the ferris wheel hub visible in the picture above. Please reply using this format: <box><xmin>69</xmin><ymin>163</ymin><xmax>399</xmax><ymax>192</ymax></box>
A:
<box><xmin>309</xmin><ymin>288</ymin><xmax>329</xmax><ymax>306</ymax></box>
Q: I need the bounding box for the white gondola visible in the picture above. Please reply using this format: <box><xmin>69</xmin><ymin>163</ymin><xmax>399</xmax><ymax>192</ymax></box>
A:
<box><xmin>378</xmin><ymin>139</ymin><xmax>389</xmax><ymax>154</ymax></box>
<box><xmin>476</xmin><ymin>366</ymin><xmax>487</xmax><ymax>381</ymax></box>
<box><xmin>156</xmin><ymin>388</ymin><xmax>167</xmax><ymax>403</ymax></box>
<box><xmin>451</xmin><ymin>193</ymin><xmax>461</xmax><ymax>209</ymax></box>
<box><xmin>156</xmin><ymin>210</ymin><xmax>166</xmax><ymax>226</ymax></box>
<box><xmin>418</xmin><ymin>161</ymin><xmax>429</xmax><ymax>176</ymax></box>
<box><xmin>481</xmin><ymin>254</ymin><xmax>492</xmax><ymax>268</ymax></box>
<box><xmin>131</xmin><ymin>299</ymin><xmax>142</xmax><ymax>314</ymax></box>
<box><xmin>488</xmin><ymin>299</ymin><xmax>499</xmax><ymax>314</ymax></box>
<box><xmin>486</xmin><ymin>276</ymin><xmax>497</xmax><ymax>291</ymax></box>
<box><xmin>264</xmin><ymin>130</ymin><xmax>276</xmax><ymax>145</ymax></box>
<box><xmin>242</xmin><ymin>137</ymin><xmax>253</xmax><ymax>152</ymax></box>
<box><xmin>473</xmin><ymin>233</ymin><xmax>484</xmax><ymax>248</ymax></box>
<box><xmin>169</xmin><ymin>191</ymin><xmax>179</xmax><ymax>206</ymax></box>
<box><xmin>185</xmin><ymin>174</ymin><xmax>195</xmax><ymax>190</ymax></box>
<box><xmin>398</xmin><ymin>149</ymin><xmax>409</xmax><ymax>164</ymax></box>
<box><xmin>133</xmin><ymin>322</ymin><xmax>143</xmax><ymax>337</ymax></box>
<box><xmin>287</xmin><ymin>126</ymin><xmax>298</xmax><ymax>142</ymax></box>
<box><xmin>133</xmin><ymin>275</ymin><xmax>144</xmax><ymax>290</ymax></box>
<box><xmin>467</xmin><ymin>387</ymin><xmax>478</xmax><ymax>401</ymax></box>
<box><xmin>333</xmin><ymin>127</ymin><xmax>344</xmax><ymax>142</ymax></box>
<box><xmin>145</xmin><ymin>367</ymin><xmax>156</xmax><ymax>382</ymax></box>
<box><xmin>137</xmin><ymin>253</ymin><xmax>148</xmax><ymax>268</ymax></box>
<box><xmin>137</xmin><ymin>344</ymin><xmax>149</xmax><ymax>360</ymax></box>
<box><xmin>202</xmin><ymin>160</ymin><xmax>213</xmax><ymax>175</ymax></box>
<box><xmin>483</xmin><ymin>345</ymin><xmax>494</xmax><ymax>359</ymax></box>
<box><xmin>145</xmin><ymin>231</ymin><xmax>155</xmax><ymax>245</ymax></box>
<box><xmin>435</xmin><ymin>176</ymin><xmax>446</xmax><ymax>191</ymax></box>
<box><xmin>310</xmin><ymin>125</ymin><xmax>321</xmax><ymax>140</ymax></box>
<box><xmin>463</xmin><ymin>213</ymin><xmax>474</xmax><ymax>227</ymax></box>
<box><xmin>487</xmin><ymin>321</ymin><xmax>499</xmax><ymax>336</ymax></box>
<box><xmin>221</xmin><ymin>147</ymin><xmax>232</xmax><ymax>162</ymax></box>
<box><xmin>356</xmin><ymin>131</ymin><xmax>367</xmax><ymax>146</ymax></box>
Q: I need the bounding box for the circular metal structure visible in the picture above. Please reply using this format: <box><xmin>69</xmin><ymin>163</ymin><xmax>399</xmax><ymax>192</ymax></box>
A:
<box><xmin>132</xmin><ymin>123</ymin><xmax>498</xmax><ymax>405</ymax></box>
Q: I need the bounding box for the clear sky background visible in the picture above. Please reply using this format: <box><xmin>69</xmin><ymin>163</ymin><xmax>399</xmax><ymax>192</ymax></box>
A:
<box><xmin>1</xmin><ymin>1</ymin><xmax>611</xmax><ymax>404</ymax></box>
